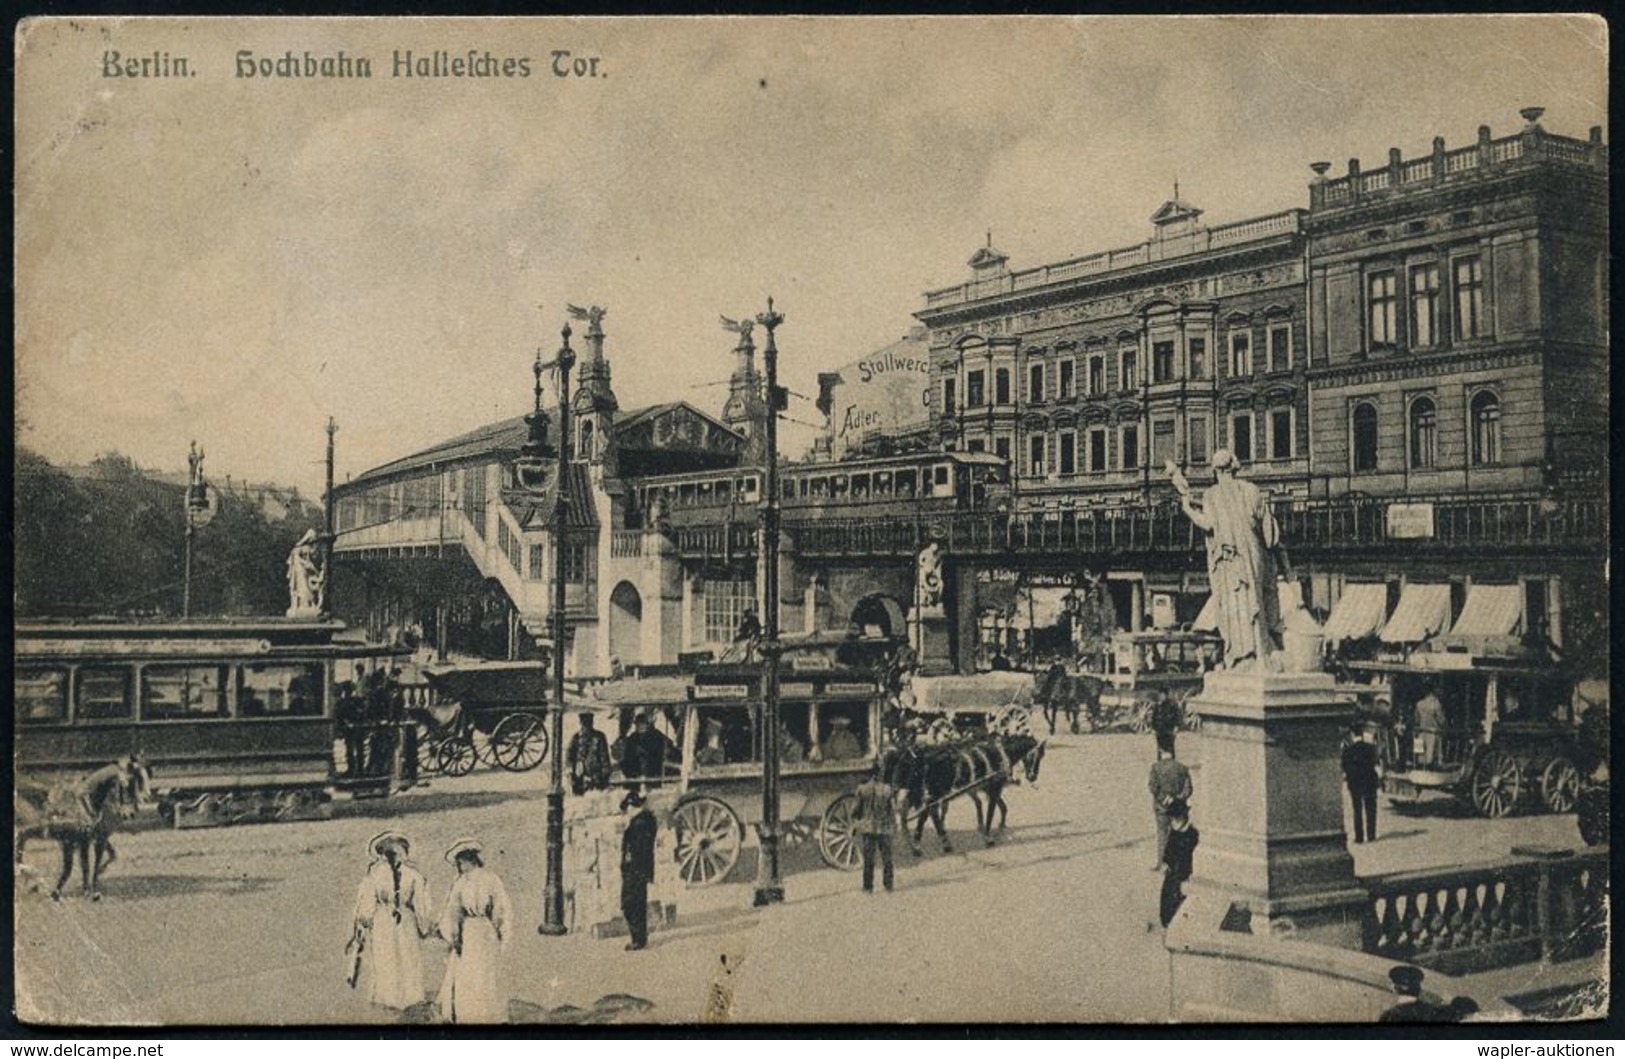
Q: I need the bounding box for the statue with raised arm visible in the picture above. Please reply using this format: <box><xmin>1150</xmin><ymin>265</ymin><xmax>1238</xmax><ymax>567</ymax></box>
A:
<box><xmin>1170</xmin><ymin>450</ymin><xmax>1283</xmax><ymax>672</ymax></box>
<box><xmin>286</xmin><ymin>528</ymin><xmax>324</xmax><ymax>617</ymax></box>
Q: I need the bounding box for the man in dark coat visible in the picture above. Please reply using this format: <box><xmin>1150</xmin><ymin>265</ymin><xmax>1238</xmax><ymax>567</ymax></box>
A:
<box><xmin>622</xmin><ymin>711</ymin><xmax>675</xmax><ymax>784</ymax></box>
<box><xmin>567</xmin><ymin>712</ymin><xmax>612</xmax><ymax>794</ymax></box>
<box><xmin>1148</xmin><ymin>737</ymin><xmax>1194</xmax><ymax>870</ymax></box>
<box><xmin>1159</xmin><ymin>798</ymin><xmax>1199</xmax><ymax>928</ymax></box>
<box><xmin>619</xmin><ymin>789</ymin><xmax>658</xmax><ymax>951</ymax></box>
<box><xmin>1342</xmin><ymin>721</ymin><xmax>1382</xmax><ymax>843</ymax></box>
<box><xmin>853</xmin><ymin>760</ymin><xmax>901</xmax><ymax>893</ymax></box>
<box><xmin>336</xmin><ymin>680</ymin><xmax>367</xmax><ymax>777</ymax></box>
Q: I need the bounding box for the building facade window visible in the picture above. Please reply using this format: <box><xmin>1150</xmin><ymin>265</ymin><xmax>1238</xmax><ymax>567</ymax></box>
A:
<box><xmin>704</xmin><ymin>579</ymin><xmax>757</xmax><ymax>645</ymax></box>
<box><xmin>1229</xmin><ymin>331</ymin><xmax>1252</xmax><ymax>377</ymax></box>
<box><xmin>994</xmin><ymin>436</ymin><xmax>1011</xmax><ymax>462</ymax></box>
<box><xmin>966</xmin><ymin>370</ymin><xmax>985</xmax><ymax>407</ymax></box>
<box><xmin>942</xmin><ymin>377</ymin><xmax>956</xmax><ymax>415</ymax></box>
<box><xmin>1351</xmin><ymin>402</ymin><xmax>1379</xmax><ymax>472</ymax></box>
<box><xmin>967</xmin><ymin>438</ymin><xmax>986</xmax><ymax>454</ymax></box>
<box><xmin>562</xmin><ymin>542</ymin><xmax>589</xmax><ymax>583</ymax></box>
<box><xmin>1410</xmin><ymin>263</ymin><xmax>1440</xmax><ymax>348</ymax></box>
<box><xmin>1269</xmin><ymin>408</ymin><xmax>1293</xmax><ymax>460</ymax></box>
<box><xmin>1188</xmin><ymin>415</ymin><xmax>1209</xmax><ymax>465</ymax></box>
<box><xmin>529</xmin><ymin>543</ymin><xmax>545</xmax><ymax>579</ymax></box>
<box><xmin>1152</xmin><ymin>340</ymin><xmax>1176</xmax><ymax>383</ymax></box>
<box><xmin>1028</xmin><ymin>434</ymin><xmax>1046</xmax><ymax>477</ymax></box>
<box><xmin>1029</xmin><ymin>362</ymin><xmax>1045</xmax><ymax>403</ymax></box>
<box><xmin>1088</xmin><ymin>429</ymin><xmax>1108</xmax><ymax>473</ymax></box>
<box><xmin>1409</xmin><ymin>396</ymin><xmax>1437</xmax><ymax>469</ymax></box>
<box><xmin>1121</xmin><ymin>424</ymin><xmax>1140</xmax><ymax>470</ymax></box>
<box><xmin>995</xmin><ymin>368</ymin><xmax>1011</xmax><ymax>405</ymax></box>
<box><xmin>1454</xmin><ymin>255</ymin><xmax>1485</xmax><ymax>340</ymax></box>
<box><xmin>1058</xmin><ymin>432</ymin><xmax>1076</xmax><ymax>475</ymax></box>
<box><xmin>1268</xmin><ymin>325</ymin><xmax>1292</xmax><ymax>372</ymax></box>
<box><xmin>1088</xmin><ymin>356</ymin><xmax>1106</xmax><ymax>395</ymax></box>
<box><xmin>1368</xmin><ymin>270</ymin><xmax>1398</xmax><ymax>347</ymax></box>
<box><xmin>1470</xmin><ymin>390</ymin><xmax>1501</xmax><ymax>465</ymax></box>
<box><xmin>1120</xmin><ymin>349</ymin><xmax>1139</xmax><ymax>390</ymax></box>
<box><xmin>1230</xmin><ymin>412</ymin><xmax>1254</xmax><ymax>464</ymax></box>
<box><xmin>1058</xmin><ymin>360</ymin><xmax>1075</xmax><ymax>399</ymax></box>
<box><xmin>1149</xmin><ymin>419</ymin><xmax>1174</xmax><ymax>469</ymax></box>
<box><xmin>1188</xmin><ymin>337</ymin><xmax>1208</xmax><ymax>380</ymax></box>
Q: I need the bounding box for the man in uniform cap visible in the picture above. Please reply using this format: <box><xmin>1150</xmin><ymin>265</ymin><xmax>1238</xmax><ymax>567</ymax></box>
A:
<box><xmin>1341</xmin><ymin>719</ymin><xmax>1382</xmax><ymax>844</ymax></box>
<box><xmin>619</xmin><ymin>788</ymin><xmax>658</xmax><ymax>951</ymax></box>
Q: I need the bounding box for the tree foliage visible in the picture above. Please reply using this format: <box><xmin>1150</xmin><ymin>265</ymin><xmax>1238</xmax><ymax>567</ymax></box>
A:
<box><xmin>14</xmin><ymin>447</ymin><xmax>322</xmax><ymax>618</ymax></box>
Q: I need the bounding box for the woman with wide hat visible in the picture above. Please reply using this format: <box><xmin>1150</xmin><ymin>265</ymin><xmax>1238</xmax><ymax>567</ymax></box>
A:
<box><xmin>435</xmin><ymin>838</ymin><xmax>513</xmax><ymax>1023</ymax></box>
<box><xmin>351</xmin><ymin>830</ymin><xmax>432</xmax><ymax>1011</ymax></box>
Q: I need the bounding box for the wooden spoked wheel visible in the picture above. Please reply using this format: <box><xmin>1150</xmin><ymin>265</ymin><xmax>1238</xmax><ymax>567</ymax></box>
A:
<box><xmin>491</xmin><ymin>713</ymin><xmax>548</xmax><ymax>772</ymax></box>
<box><xmin>818</xmin><ymin>794</ymin><xmax>863</xmax><ymax>872</ymax></box>
<box><xmin>1469</xmin><ymin>749</ymin><xmax>1523</xmax><ymax>818</ymax></box>
<box><xmin>672</xmin><ymin>796</ymin><xmax>743</xmax><ymax>886</ymax></box>
<box><xmin>1539</xmin><ymin>756</ymin><xmax>1581</xmax><ymax>813</ymax></box>
<box><xmin>437</xmin><ymin>737</ymin><xmax>477</xmax><ymax>777</ymax></box>
<box><xmin>414</xmin><ymin>721</ymin><xmax>443</xmax><ymax>775</ymax></box>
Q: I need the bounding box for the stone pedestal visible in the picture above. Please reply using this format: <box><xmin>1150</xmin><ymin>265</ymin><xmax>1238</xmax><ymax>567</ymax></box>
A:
<box><xmin>910</xmin><ymin>607</ymin><xmax>952</xmax><ymax>676</ymax></box>
<box><xmin>1182</xmin><ymin>670</ymin><xmax>1366</xmax><ymax>948</ymax></box>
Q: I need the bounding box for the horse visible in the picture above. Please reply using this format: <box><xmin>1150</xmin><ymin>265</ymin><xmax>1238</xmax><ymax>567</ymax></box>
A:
<box><xmin>16</xmin><ymin>758</ymin><xmax>152</xmax><ymax>900</ymax></box>
<box><xmin>886</xmin><ymin>732</ymin><xmax>1046</xmax><ymax>854</ymax></box>
<box><xmin>1037</xmin><ymin>666</ymin><xmax>1109</xmax><ymax>735</ymax></box>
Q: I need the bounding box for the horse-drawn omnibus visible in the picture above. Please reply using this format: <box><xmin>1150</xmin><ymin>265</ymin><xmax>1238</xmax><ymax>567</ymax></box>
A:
<box><xmin>15</xmin><ymin>619</ymin><xmax>406</xmax><ymax>828</ymax></box>
<box><xmin>1343</xmin><ymin>652</ymin><xmax>1593</xmax><ymax>819</ymax></box>
<box><xmin>587</xmin><ymin>646</ymin><xmax>888</xmax><ymax>886</ymax></box>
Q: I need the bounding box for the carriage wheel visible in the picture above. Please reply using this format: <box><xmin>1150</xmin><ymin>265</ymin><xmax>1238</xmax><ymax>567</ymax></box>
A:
<box><xmin>1130</xmin><ymin>702</ymin><xmax>1150</xmax><ymax>734</ymax></box>
<box><xmin>672</xmin><ymin>796</ymin><xmax>742</xmax><ymax>886</ymax></box>
<box><xmin>1469</xmin><ymin>749</ymin><xmax>1523</xmax><ymax>818</ymax></box>
<box><xmin>1539</xmin><ymin>756</ymin><xmax>1581</xmax><ymax>814</ymax></box>
<box><xmin>491</xmin><ymin>714</ymin><xmax>548</xmax><ymax>773</ymax></box>
<box><xmin>437</xmin><ymin>737</ymin><xmax>478</xmax><ymax>777</ymax></box>
<box><xmin>818</xmin><ymin>794</ymin><xmax>863</xmax><ymax>872</ymax></box>
<box><xmin>469</xmin><ymin>726</ymin><xmax>497</xmax><ymax>766</ymax></box>
<box><xmin>414</xmin><ymin>722</ymin><xmax>443</xmax><ymax>776</ymax></box>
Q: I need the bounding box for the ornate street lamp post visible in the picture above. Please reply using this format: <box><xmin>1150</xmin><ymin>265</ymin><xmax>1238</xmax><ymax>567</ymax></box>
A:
<box><xmin>182</xmin><ymin>441</ymin><xmax>207</xmax><ymax>617</ymax></box>
<box><xmin>753</xmin><ymin>297</ymin><xmax>787</xmax><ymax>907</ymax></box>
<box><xmin>531</xmin><ymin>322</ymin><xmax>576</xmax><ymax>937</ymax></box>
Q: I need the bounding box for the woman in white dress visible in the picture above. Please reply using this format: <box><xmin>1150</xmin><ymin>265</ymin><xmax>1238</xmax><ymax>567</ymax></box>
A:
<box><xmin>436</xmin><ymin>838</ymin><xmax>513</xmax><ymax>1024</ymax></box>
<box><xmin>352</xmin><ymin>830</ymin><xmax>432</xmax><ymax>1011</ymax></box>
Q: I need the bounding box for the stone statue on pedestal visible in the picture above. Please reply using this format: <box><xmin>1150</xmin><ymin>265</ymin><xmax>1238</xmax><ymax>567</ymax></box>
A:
<box><xmin>916</xmin><ymin>541</ymin><xmax>943</xmax><ymax>611</ymax></box>
<box><xmin>286</xmin><ymin>528</ymin><xmax>324</xmax><ymax>617</ymax></box>
<box><xmin>1170</xmin><ymin>450</ymin><xmax>1283</xmax><ymax>672</ymax></box>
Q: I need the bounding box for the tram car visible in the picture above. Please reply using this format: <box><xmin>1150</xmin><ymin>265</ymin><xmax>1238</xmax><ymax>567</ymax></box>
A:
<box><xmin>589</xmin><ymin>643</ymin><xmax>887</xmax><ymax>886</ymax></box>
<box><xmin>14</xmin><ymin>619</ymin><xmax>405</xmax><ymax>828</ymax></box>
<box><xmin>627</xmin><ymin>450</ymin><xmax>1011</xmax><ymax>529</ymax></box>
<box><xmin>1343</xmin><ymin>651</ymin><xmax>1591</xmax><ymax>819</ymax></box>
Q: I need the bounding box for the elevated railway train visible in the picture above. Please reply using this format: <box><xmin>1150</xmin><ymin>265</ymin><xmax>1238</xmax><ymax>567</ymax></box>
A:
<box><xmin>14</xmin><ymin>619</ymin><xmax>407</xmax><ymax>828</ymax></box>
<box><xmin>626</xmin><ymin>450</ymin><xmax>1011</xmax><ymax>529</ymax></box>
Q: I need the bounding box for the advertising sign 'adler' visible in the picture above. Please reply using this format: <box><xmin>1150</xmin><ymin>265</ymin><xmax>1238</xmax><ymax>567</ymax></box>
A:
<box><xmin>827</xmin><ymin>327</ymin><xmax>932</xmax><ymax>458</ymax></box>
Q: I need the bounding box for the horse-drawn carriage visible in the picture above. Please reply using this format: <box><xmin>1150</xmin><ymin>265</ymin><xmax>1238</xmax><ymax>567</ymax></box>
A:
<box><xmin>1344</xmin><ymin>652</ymin><xmax>1596</xmax><ymax>819</ymax></box>
<box><xmin>412</xmin><ymin>661</ymin><xmax>553</xmax><ymax>777</ymax></box>
<box><xmin>899</xmin><ymin>670</ymin><xmax>1035</xmax><ymax>741</ymax></box>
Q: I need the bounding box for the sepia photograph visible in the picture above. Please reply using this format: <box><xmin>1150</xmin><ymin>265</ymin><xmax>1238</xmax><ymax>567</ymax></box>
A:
<box><xmin>12</xmin><ymin>14</ymin><xmax>1610</xmax><ymax>1029</ymax></box>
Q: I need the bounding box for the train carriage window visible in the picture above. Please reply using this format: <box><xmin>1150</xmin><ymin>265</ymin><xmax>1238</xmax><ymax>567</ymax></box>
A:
<box><xmin>237</xmin><ymin>663</ymin><xmax>326</xmax><ymax>718</ymax></box>
<box><xmin>933</xmin><ymin>465</ymin><xmax>950</xmax><ymax>488</ymax></box>
<box><xmin>851</xmin><ymin>474</ymin><xmax>870</xmax><ymax>498</ymax></box>
<box><xmin>831</xmin><ymin>475</ymin><xmax>849</xmax><ymax>498</ymax></box>
<box><xmin>16</xmin><ymin>668</ymin><xmax>68</xmax><ymax>725</ymax></box>
<box><xmin>875</xmin><ymin>471</ymin><xmax>893</xmax><ymax>496</ymax></box>
<box><xmin>142</xmin><ymin>665</ymin><xmax>229</xmax><ymax>720</ymax></box>
<box><xmin>77</xmin><ymin>667</ymin><xmax>133</xmax><ymax>720</ymax></box>
<box><xmin>714</xmin><ymin>479</ymin><xmax>730</xmax><ymax>503</ymax></box>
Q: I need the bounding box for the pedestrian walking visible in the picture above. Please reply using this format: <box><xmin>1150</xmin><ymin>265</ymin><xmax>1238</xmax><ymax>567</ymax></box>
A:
<box><xmin>1342</xmin><ymin>720</ymin><xmax>1382</xmax><ymax>844</ymax></box>
<box><xmin>435</xmin><ymin>839</ymin><xmax>512</xmax><ymax>1024</ymax></box>
<box><xmin>1159</xmin><ymin>798</ymin><xmax>1199</xmax><ymax>929</ymax></box>
<box><xmin>619</xmin><ymin>788</ymin><xmax>658</xmax><ymax>951</ymax></box>
<box><xmin>350</xmin><ymin>831</ymin><xmax>431</xmax><ymax>1011</ymax></box>
<box><xmin>1148</xmin><ymin>736</ymin><xmax>1193</xmax><ymax>870</ymax></box>
<box><xmin>853</xmin><ymin>760</ymin><xmax>901</xmax><ymax>893</ymax></box>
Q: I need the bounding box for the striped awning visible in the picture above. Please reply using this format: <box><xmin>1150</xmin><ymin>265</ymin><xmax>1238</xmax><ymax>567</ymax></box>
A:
<box><xmin>1378</xmin><ymin>583</ymin><xmax>1454</xmax><ymax>644</ymax></box>
<box><xmin>1191</xmin><ymin>594</ymin><xmax>1218</xmax><ymax>632</ymax></box>
<box><xmin>1447</xmin><ymin>584</ymin><xmax>1524</xmax><ymax>638</ymax></box>
<box><xmin>1322</xmin><ymin>583</ymin><xmax>1390</xmax><ymax>642</ymax></box>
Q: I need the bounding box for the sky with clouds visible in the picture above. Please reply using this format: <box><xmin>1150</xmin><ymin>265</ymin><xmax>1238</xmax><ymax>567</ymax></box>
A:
<box><xmin>16</xmin><ymin>15</ymin><xmax>1607</xmax><ymax>496</ymax></box>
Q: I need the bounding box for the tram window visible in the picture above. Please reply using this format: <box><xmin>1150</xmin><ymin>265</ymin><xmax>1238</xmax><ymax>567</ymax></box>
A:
<box><xmin>814</xmin><ymin>699</ymin><xmax>869</xmax><ymax>761</ymax></box>
<box><xmin>851</xmin><ymin>474</ymin><xmax>870</xmax><ymax>498</ymax></box>
<box><xmin>896</xmin><ymin>470</ymin><xmax>917</xmax><ymax>497</ymax></box>
<box><xmin>692</xmin><ymin>705</ymin><xmax>753</xmax><ymax>768</ymax></box>
<box><xmin>77</xmin><ymin>667</ymin><xmax>133</xmax><ymax>720</ymax></box>
<box><xmin>714</xmin><ymin>480</ymin><xmax>730</xmax><ymax>503</ymax></box>
<box><xmin>776</xmin><ymin>702</ymin><xmax>812</xmax><ymax>765</ymax></box>
<box><xmin>16</xmin><ymin>668</ymin><xmax>68</xmax><ymax>725</ymax></box>
<box><xmin>783</xmin><ymin>481</ymin><xmax>796</xmax><ymax>500</ymax></box>
<box><xmin>238</xmin><ymin>663</ymin><xmax>325</xmax><ymax>718</ymax></box>
<box><xmin>933</xmin><ymin>466</ymin><xmax>950</xmax><ymax>488</ymax></box>
<box><xmin>142</xmin><ymin>665</ymin><xmax>228</xmax><ymax>720</ymax></box>
<box><xmin>875</xmin><ymin>471</ymin><xmax>892</xmax><ymax>496</ymax></box>
<box><xmin>831</xmin><ymin>476</ymin><xmax>849</xmax><ymax>498</ymax></box>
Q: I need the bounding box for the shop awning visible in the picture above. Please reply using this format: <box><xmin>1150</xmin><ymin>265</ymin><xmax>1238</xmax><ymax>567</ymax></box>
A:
<box><xmin>1191</xmin><ymin>594</ymin><xmax>1217</xmax><ymax>632</ymax></box>
<box><xmin>1378</xmin><ymin>583</ymin><xmax>1454</xmax><ymax>644</ymax></box>
<box><xmin>1322</xmin><ymin>583</ymin><xmax>1390</xmax><ymax>642</ymax></box>
<box><xmin>1446</xmin><ymin>584</ymin><xmax>1524</xmax><ymax>638</ymax></box>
